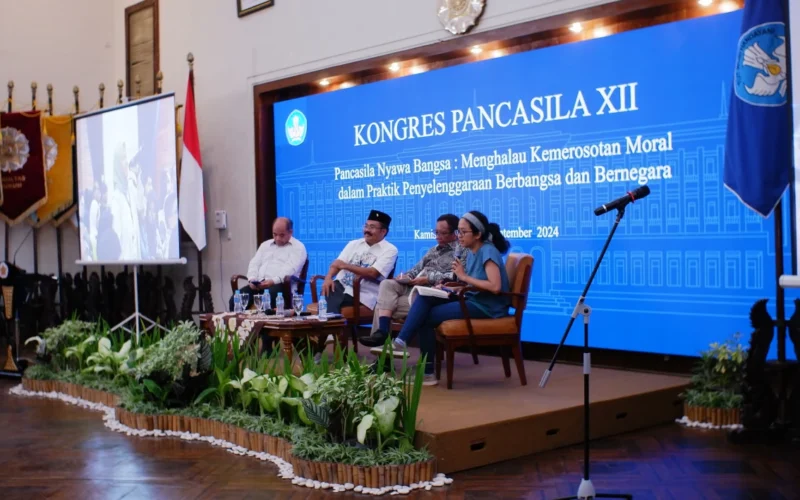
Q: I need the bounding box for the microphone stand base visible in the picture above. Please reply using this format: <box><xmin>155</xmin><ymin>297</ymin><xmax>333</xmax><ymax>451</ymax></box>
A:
<box><xmin>554</xmin><ymin>478</ymin><xmax>633</xmax><ymax>500</ymax></box>
<box><xmin>577</xmin><ymin>479</ymin><xmax>595</xmax><ymax>499</ymax></box>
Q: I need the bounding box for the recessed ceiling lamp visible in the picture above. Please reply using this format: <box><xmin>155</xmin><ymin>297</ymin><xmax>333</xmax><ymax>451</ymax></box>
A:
<box><xmin>718</xmin><ymin>0</ymin><xmax>738</xmax><ymax>12</ymax></box>
<box><xmin>593</xmin><ymin>26</ymin><xmax>610</xmax><ymax>38</ymax></box>
<box><xmin>492</xmin><ymin>49</ymin><xmax>505</xmax><ymax>58</ymax></box>
<box><xmin>319</xmin><ymin>79</ymin><xmax>330</xmax><ymax>87</ymax></box>
<box><xmin>470</xmin><ymin>45</ymin><xmax>483</xmax><ymax>55</ymax></box>
<box><xmin>569</xmin><ymin>22</ymin><xmax>583</xmax><ymax>33</ymax></box>
<box><xmin>389</xmin><ymin>62</ymin><xmax>400</xmax><ymax>72</ymax></box>
<box><xmin>698</xmin><ymin>0</ymin><xmax>713</xmax><ymax>6</ymax></box>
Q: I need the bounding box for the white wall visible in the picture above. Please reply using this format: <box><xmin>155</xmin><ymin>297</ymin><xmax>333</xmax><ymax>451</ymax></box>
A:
<box><xmin>110</xmin><ymin>0</ymin><xmax>614</xmax><ymax>309</ymax></box>
<box><xmin>0</xmin><ymin>0</ymin><xmax>116</xmax><ymax>275</ymax></box>
<box><xmin>5</xmin><ymin>0</ymin><xmax>612</xmax><ymax>305</ymax></box>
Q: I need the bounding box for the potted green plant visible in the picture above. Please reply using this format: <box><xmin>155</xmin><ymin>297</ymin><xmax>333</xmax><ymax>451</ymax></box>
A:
<box><xmin>681</xmin><ymin>333</ymin><xmax>747</xmax><ymax>427</ymax></box>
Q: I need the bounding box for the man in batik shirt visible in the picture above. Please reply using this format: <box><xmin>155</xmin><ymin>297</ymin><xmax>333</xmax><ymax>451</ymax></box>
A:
<box><xmin>358</xmin><ymin>214</ymin><xmax>463</xmax><ymax>348</ymax></box>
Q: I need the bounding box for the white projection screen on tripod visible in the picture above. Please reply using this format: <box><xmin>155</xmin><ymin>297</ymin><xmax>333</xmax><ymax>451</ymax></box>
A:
<box><xmin>75</xmin><ymin>93</ymin><xmax>179</xmax><ymax>264</ymax></box>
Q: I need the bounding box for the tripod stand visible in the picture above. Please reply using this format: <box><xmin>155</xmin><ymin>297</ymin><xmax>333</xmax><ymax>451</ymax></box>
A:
<box><xmin>110</xmin><ymin>265</ymin><xmax>168</xmax><ymax>342</ymax></box>
<box><xmin>539</xmin><ymin>207</ymin><xmax>633</xmax><ymax>500</ymax></box>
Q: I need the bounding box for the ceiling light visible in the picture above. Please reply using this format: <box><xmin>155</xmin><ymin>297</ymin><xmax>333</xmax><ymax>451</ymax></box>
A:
<box><xmin>569</xmin><ymin>22</ymin><xmax>583</xmax><ymax>33</ymax></box>
<box><xmin>410</xmin><ymin>66</ymin><xmax>425</xmax><ymax>75</ymax></box>
<box><xmin>492</xmin><ymin>49</ymin><xmax>505</xmax><ymax>58</ymax></box>
<box><xmin>698</xmin><ymin>0</ymin><xmax>713</xmax><ymax>6</ymax></box>
<box><xmin>319</xmin><ymin>79</ymin><xmax>330</xmax><ymax>87</ymax></box>
<box><xmin>718</xmin><ymin>1</ymin><xmax>738</xmax><ymax>12</ymax></box>
<box><xmin>593</xmin><ymin>26</ymin><xmax>610</xmax><ymax>38</ymax></box>
<box><xmin>470</xmin><ymin>45</ymin><xmax>482</xmax><ymax>55</ymax></box>
<box><xmin>389</xmin><ymin>62</ymin><xmax>400</xmax><ymax>72</ymax></box>
<box><xmin>339</xmin><ymin>82</ymin><xmax>354</xmax><ymax>89</ymax></box>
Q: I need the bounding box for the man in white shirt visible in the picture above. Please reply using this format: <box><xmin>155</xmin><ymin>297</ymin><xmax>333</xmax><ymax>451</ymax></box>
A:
<box><xmin>359</xmin><ymin>213</ymin><xmax>462</xmax><ymax>348</ymax></box>
<box><xmin>321</xmin><ymin>210</ymin><xmax>398</xmax><ymax>314</ymax></box>
<box><xmin>229</xmin><ymin>217</ymin><xmax>307</xmax><ymax>311</ymax></box>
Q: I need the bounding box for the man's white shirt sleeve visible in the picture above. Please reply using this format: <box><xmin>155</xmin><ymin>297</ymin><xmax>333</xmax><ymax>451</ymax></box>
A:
<box><xmin>271</xmin><ymin>238</ymin><xmax>307</xmax><ymax>284</ymax></box>
<box><xmin>246</xmin><ymin>242</ymin><xmax>270</xmax><ymax>281</ymax></box>
<box><xmin>373</xmin><ymin>242</ymin><xmax>398</xmax><ymax>278</ymax></box>
<box><xmin>334</xmin><ymin>240</ymin><xmax>358</xmax><ymax>281</ymax></box>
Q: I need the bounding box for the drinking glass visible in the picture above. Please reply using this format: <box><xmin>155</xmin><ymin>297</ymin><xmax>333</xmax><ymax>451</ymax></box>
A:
<box><xmin>241</xmin><ymin>293</ymin><xmax>250</xmax><ymax>312</ymax></box>
<box><xmin>292</xmin><ymin>294</ymin><xmax>304</xmax><ymax>317</ymax></box>
<box><xmin>253</xmin><ymin>294</ymin><xmax>262</xmax><ymax>313</ymax></box>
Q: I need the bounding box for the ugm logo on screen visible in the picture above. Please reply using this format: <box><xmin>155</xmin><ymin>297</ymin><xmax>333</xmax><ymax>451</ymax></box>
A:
<box><xmin>285</xmin><ymin>110</ymin><xmax>307</xmax><ymax>146</ymax></box>
<box><xmin>734</xmin><ymin>22</ymin><xmax>787</xmax><ymax>107</ymax></box>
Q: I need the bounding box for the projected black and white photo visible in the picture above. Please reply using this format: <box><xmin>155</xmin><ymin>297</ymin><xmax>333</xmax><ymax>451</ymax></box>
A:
<box><xmin>76</xmin><ymin>94</ymin><xmax>179</xmax><ymax>262</ymax></box>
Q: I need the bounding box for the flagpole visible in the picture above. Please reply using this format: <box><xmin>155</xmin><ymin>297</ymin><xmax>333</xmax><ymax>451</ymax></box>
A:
<box><xmin>783</xmin><ymin>0</ymin><xmax>798</xmax><ymax>286</ymax></box>
<box><xmin>55</xmin><ymin>83</ymin><xmax>71</xmax><ymax>320</ymax></box>
<box><xmin>75</xmin><ymin>86</ymin><xmax>88</xmax><ymax>285</ymax></box>
<box><xmin>775</xmin><ymin>201</ymin><xmax>786</xmax><ymax>363</ymax></box>
<box><xmin>96</xmin><ymin>83</ymin><xmax>107</xmax><ymax>316</ymax></box>
<box><xmin>775</xmin><ymin>0</ymin><xmax>795</xmax><ymax>428</ymax></box>
<box><xmin>155</xmin><ymin>71</ymin><xmax>164</xmax><ymax>318</ymax></box>
<box><xmin>188</xmin><ymin>52</ymin><xmax>204</xmax><ymax>314</ymax></box>
<box><xmin>776</xmin><ymin>0</ymin><xmax>791</xmax><ymax>366</ymax></box>
<box><xmin>30</xmin><ymin>82</ymin><xmax>39</xmax><ymax>275</ymax></box>
<box><xmin>46</xmin><ymin>83</ymin><xmax>57</xmax><ymax>285</ymax></box>
<box><xmin>5</xmin><ymin>80</ymin><xmax>12</xmax><ymax>262</ymax></box>
<box><xmin>31</xmin><ymin>82</ymin><xmax>40</xmax><ymax>274</ymax></box>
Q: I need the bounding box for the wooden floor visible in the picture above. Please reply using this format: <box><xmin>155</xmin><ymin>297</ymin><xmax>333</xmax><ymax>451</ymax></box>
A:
<box><xmin>402</xmin><ymin>349</ymin><xmax>689</xmax><ymax>472</ymax></box>
<box><xmin>2</xmin><ymin>379</ymin><xmax>799</xmax><ymax>499</ymax></box>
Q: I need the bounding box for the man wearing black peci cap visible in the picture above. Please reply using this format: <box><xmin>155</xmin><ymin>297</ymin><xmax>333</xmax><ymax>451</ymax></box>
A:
<box><xmin>320</xmin><ymin>210</ymin><xmax>398</xmax><ymax>316</ymax></box>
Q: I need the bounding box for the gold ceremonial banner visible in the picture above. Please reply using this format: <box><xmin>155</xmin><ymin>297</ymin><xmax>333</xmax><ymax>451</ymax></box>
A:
<box><xmin>0</xmin><ymin>110</ymin><xmax>48</xmax><ymax>225</ymax></box>
<box><xmin>31</xmin><ymin>115</ymin><xmax>73</xmax><ymax>226</ymax></box>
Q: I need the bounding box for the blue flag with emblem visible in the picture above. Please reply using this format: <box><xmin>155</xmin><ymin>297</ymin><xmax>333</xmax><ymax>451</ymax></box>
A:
<box><xmin>723</xmin><ymin>0</ymin><xmax>791</xmax><ymax>218</ymax></box>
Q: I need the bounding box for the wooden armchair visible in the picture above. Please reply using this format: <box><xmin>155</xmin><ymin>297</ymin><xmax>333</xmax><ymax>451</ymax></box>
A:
<box><xmin>435</xmin><ymin>253</ymin><xmax>533</xmax><ymax>389</ymax></box>
<box><xmin>306</xmin><ymin>265</ymin><xmax>395</xmax><ymax>353</ymax></box>
<box><xmin>230</xmin><ymin>259</ymin><xmax>310</xmax><ymax>309</ymax></box>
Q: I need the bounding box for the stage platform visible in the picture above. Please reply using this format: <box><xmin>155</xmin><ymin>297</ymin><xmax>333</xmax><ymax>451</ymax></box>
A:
<box><xmin>376</xmin><ymin>349</ymin><xmax>689</xmax><ymax>474</ymax></box>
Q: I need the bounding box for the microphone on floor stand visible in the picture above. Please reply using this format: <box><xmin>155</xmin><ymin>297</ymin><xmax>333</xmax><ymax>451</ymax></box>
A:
<box><xmin>539</xmin><ymin>186</ymin><xmax>651</xmax><ymax>500</ymax></box>
<box><xmin>594</xmin><ymin>185</ymin><xmax>650</xmax><ymax>216</ymax></box>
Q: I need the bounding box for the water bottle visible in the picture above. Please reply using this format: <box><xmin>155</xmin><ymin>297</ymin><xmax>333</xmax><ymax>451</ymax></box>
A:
<box><xmin>275</xmin><ymin>293</ymin><xmax>284</xmax><ymax>316</ymax></box>
<box><xmin>233</xmin><ymin>290</ymin><xmax>243</xmax><ymax>313</ymax></box>
<box><xmin>318</xmin><ymin>295</ymin><xmax>328</xmax><ymax>321</ymax></box>
<box><xmin>263</xmin><ymin>289</ymin><xmax>271</xmax><ymax>311</ymax></box>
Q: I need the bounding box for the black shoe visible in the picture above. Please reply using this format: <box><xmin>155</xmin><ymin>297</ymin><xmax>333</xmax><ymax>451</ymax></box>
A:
<box><xmin>358</xmin><ymin>329</ymin><xmax>390</xmax><ymax>347</ymax></box>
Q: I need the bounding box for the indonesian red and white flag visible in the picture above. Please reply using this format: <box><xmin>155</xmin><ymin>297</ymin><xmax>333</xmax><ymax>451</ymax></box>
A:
<box><xmin>179</xmin><ymin>70</ymin><xmax>207</xmax><ymax>251</ymax></box>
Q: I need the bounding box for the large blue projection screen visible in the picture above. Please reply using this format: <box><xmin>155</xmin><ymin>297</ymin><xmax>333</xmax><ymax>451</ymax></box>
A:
<box><xmin>274</xmin><ymin>11</ymin><xmax>793</xmax><ymax>359</ymax></box>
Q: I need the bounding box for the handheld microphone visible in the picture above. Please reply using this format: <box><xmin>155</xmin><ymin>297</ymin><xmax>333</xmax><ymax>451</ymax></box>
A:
<box><xmin>452</xmin><ymin>247</ymin><xmax>465</xmax><ymax>283</ymax></box>
<box><xmin>594</xmin><ymin>185</ymin><xmax>650</xmax><ymax>216</ymax></box>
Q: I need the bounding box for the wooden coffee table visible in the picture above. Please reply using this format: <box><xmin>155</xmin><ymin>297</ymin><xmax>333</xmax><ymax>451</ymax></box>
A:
<box><xmin>259</xmin><ymin>316</ymin><xmax>348</xmax><ymax>360</ymax></box>
<box><xmin>200</xmin><ymin>312</ymin><xmax>348</xmax><ymax>360</ymax></box>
